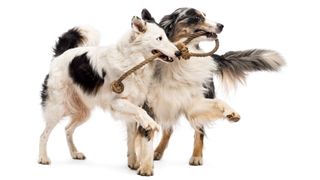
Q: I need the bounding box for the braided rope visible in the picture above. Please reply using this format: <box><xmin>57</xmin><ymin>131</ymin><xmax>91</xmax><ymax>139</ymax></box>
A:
<box><xmin>111</xmin><ymin>32</ymin><xmax>219</xmax><ymax>93</ymax></box>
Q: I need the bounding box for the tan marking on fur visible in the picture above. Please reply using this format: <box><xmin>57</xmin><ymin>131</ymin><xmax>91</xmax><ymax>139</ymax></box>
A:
<box><xmin>154</xmin><ymin>129</ymin><xmax>172</xmax><ymax>160</ymax></box>
<box><xmin>65</xmin><ymin>86</ymin><xmax>89</xmax><ymax>117</ymax></box>
<box><xmin>64</xmin><ymin>87</ymin><xmax>90</xmax><ymax>159</ymax></box>
<box><xmin>192</xmin><ymin>131</ymin><xmax>204</xmax><ymax>157</ymax></box>
<box><xmin>171</xmin><ymin>21</ymin><xmax>213</xmax><ymax>42</ymax></box>
<box><xmin>189</xmin><ymin>130</ymin><xmax>204</xmax><ymax>165</ymax></box>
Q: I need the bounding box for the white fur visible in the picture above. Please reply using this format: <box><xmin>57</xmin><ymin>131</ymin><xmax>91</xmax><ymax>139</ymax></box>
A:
<box><xmin>77</xmin><ymin>25</ymin><xmax>101</xmax><ymax>46</ymax></box>
<box><xmin>147</xmin><ymin>44</ymin><xmax>239</xmax><ymax>129</ymax></box>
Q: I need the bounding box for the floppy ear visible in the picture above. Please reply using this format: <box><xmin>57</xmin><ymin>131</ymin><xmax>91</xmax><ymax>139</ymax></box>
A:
<box><xmin>131</xmin><ymin>16</ymin><xmax>147</xmax><ymax>33</ymax></box>
<box><xmin>159</xmin><ymin>13</ymin><xmax>179</xmax><ymax>39</ymax></box>
<box><xmin>141</xmin><ymin>8</ymin><xmax>155</xmax><ymax>23</ymax></box>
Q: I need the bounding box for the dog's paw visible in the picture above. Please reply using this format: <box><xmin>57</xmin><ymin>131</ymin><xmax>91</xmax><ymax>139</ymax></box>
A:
<box><xmin>38</xmin><ymin>156</ymin><xmax>51</xmax><ymax>165</ymax></box>
<box><xmin>226</xmin><ymin>112</ymin><xmax>240</xmax><ymax>122</ymax></box>
<box><xmin>142</xmin><ymin>119</ymin><xmax>160</xmax><ymax>132</ymax></box>
<box><xmin>189</xmin><ymin>156</ymin><xmax>203</xmax><ymax>166</ymax></box>
<box><xmin>128</xmin><ymin>163</ymin><xmax>140</xmax><ymax>170</ymax></box>
<box><xmin>137</xmin><ymin>166</ymin><xmax>153</xmax><ymax>176</ymax></box>
<box><xmin>71</xmin><ymin>152</ymin><xmax>86</xmax><ymax>160</ymax></box>
<box><xmin>153</xmin><ymin>151</ymin><xmax>163</xmax><ymax>161</ymax></box>
<box><xmin>128</xmin><ymin>155</ymin><xmax>140</xmax><ymax>170</ymax></box>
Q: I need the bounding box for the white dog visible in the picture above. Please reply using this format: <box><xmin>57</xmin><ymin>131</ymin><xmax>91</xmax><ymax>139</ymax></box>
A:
<box><xmin>38</xmin><ymin>16</ymin><xmax>180</xmax><ymax>176</ymax></box>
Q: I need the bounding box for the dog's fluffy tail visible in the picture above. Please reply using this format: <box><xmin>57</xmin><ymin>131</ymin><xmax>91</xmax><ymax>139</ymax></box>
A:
<box><xmin>53</xmin><ymin>25</ymin><xmax>100</xmax><ymax>57</ymax></box>
<box><xmin>212</xmin><ymin>49</ymin><xmax>286</xmax><ymax>90</ymax></box>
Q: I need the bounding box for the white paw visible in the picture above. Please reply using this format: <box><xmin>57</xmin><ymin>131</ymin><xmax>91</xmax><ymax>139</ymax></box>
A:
<box><xmin>142</xmin><ymin>119</ymin><xmax>160</xmax><ymax>131</ymax></box>
<box><xmin>137</xmin><ymin>165</ymin><xmax>153</xmax><ymax>176</ymax></box>
<box><xmin>128</xmin><ymin>155</ymin><xmax>140</xmax><ymax>170</ymax></box>
<box><xmin>71</xmin><ymin>152</ymin><xmax>86</xmax><ymax>160</ymax></box>
<box><xmin>189</xmin><ymin>156</ymin><xmax>203</xmax><ymax>166</ymax></box>
<box><xmin>38</xmin><ymin>156</ymin><xmax>51</xmax><ymax>165</ymax></box>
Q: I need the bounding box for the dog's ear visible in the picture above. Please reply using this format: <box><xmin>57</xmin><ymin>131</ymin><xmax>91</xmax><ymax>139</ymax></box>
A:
<box><xmin>141</xmin><ymin>8</ymin><xmax>155</xmax><ymax>23</ymax></box>
<box><xmin>159</xmin><ymin>13</ymin><xmax>179</xmax><ymax>39</ymax></box>
<box><xmin>131</xmin><ymin>16</ymin><xmax>147</xmax><ymax>33</ymax></box>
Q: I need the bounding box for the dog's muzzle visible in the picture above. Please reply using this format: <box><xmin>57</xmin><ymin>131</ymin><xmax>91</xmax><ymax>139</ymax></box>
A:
<box><xmin>152</xmin><ymin>50</ymin><xmax>174</xmax><ymax>62</ymax></box>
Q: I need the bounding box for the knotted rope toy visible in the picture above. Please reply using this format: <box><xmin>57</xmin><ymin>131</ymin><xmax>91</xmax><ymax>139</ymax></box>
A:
<box><xmin>111</xmin><ymin>31</ymin><xmax>219</xmax><ymax>93</ymax></box>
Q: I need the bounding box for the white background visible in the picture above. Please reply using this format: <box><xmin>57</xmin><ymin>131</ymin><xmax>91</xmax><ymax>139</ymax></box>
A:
<box><xmin>0</xmin><ymin>0</ymin><xmax>319</xmax><ymax>179</ymax></box>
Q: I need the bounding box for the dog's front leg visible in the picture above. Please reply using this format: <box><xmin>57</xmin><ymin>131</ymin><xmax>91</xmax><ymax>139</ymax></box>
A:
<box><xmin>111</xmin><ymin>99</ymin><xmax>157</xmax><ymax>176</ymax></box>
<box><xmin>111</xmin><ymin>99</ymin><xmax>160</xmax><ymax>131</ymax></box>
<box><xmin>185</xmin><ymin>98</ymin><xmax>240</xmax><ymax>164</ymax></box>
<box><xmin>126</xmin><ymin>122</ymin><xmax>139</xmax><ymax>170</ymax></box>
<box><xmin>136</xmin><ymin>126</ymin><xmax>155</xmax><ymax>176</ymax></box>
<box><xmin>186</xmin><ymin>98</ymin><xmax>240</xmax><ymax>127</ymax></box>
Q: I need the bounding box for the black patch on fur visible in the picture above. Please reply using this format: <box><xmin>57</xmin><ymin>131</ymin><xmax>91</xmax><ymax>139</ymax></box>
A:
<box><xmin>142</xmin><ymin>102</ymin><xmax>155</xmax><ymax>119</ymax></box>
<box><xmin>186</xmin><ymin>9</ymin><xmax>197</xmax><ymax>16</ymax></box>
<box><xmin>69</xmin><ymin>53</ymin><xmax>105</xmax><ymax>95</ymax></box>
<box><xmin>159</xmin><ymin>8</ymin><xmax>184</xmax><ymax>39</ymax></box>
<box><xmin>203</xmin><ymin>78</ymin><xmax>216</xmax><ymax>99</ymax></box>
<box><xmin>138</xmin><ymin>126</ymin><xmax>153</xmax><ymax>141</ymax></box>
<box><xmin>102</xmin><ymin>69</ymin><xmax>107</xmax><ymax>78</ymax></box>
<box><xmin>53</xmin><ymin>28</ymin><xmax>84</xmax><ymax>57</ymax></box>
<box><xmin>41</xmin><ymin>74</ymin><xmax>49</xmax><ymax>107</ymax></box>
<box><xmin>183</xmin><ymin>9</ymin><xmax>204</xmax><ymax>25</ymax></box>
<box><xmin>141</xmin><ymin>9</ymin><xmax>156</xmax><ymax>23</ymax></box>
<box><xmin>198</xmin><ymin>126</ymin><xmax>206</xmax><ymax>137</ymax></box>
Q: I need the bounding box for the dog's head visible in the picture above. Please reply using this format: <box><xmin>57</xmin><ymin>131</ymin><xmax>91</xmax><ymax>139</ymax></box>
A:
<box><xmin>158</xmin><ymin>8</ymin><xmax>223</xmax><ymax>43</ymax></box>
<box><xmin>130</xmin><ymin>16</ymin><xmax>181</xmax><ymax>62</ymax></box>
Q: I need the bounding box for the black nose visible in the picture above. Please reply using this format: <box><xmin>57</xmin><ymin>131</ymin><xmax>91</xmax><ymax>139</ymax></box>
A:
<box><xmin>175</xmin><ymin>51</ymin><xmax>182</xmax><ymax>57</ymax></box>
<box><xmin>217</xmin><ymin>23</ymin><xmax>224</xmax><ymax>31</ymax></box>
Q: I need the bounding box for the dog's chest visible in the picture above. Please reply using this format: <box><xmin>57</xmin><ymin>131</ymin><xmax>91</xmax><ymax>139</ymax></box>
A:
<box><xmin>147</xmin><ymin>59</ymin><xmax>216</xmax><ymax>125</ymax></box>
<box><xmin>122</xmin><ymin>66</ymin><xmax>154</xmax><ymax>105</ymax></box>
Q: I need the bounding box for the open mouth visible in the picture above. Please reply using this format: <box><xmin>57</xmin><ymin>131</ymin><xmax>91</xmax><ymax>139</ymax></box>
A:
<box><xmin>151</xmin><ymin>50</ymin><xmax>174</xmax><ymax>62</ymax></box>
<box><xmin>194</xmin><ymin>29</ymin><xmax>217</xmax><ymax>39</ymax></box>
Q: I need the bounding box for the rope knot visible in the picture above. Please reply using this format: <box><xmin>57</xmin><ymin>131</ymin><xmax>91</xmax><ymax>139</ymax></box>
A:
<box><xmin>176</xmin><ymin>43</ymin><xmax>191</xmax><ymax>60</ymax></box>
<box><xmin>111</xmin><ymin>81</ymin><xmax>124</xmax><ymax>94</ymax></box>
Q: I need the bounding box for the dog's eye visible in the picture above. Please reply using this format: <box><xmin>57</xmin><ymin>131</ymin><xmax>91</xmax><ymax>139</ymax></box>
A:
<box><xmin>156</xmin><ymin>36</ymin><xmax>162</xmax><ymax>41</ymax></box>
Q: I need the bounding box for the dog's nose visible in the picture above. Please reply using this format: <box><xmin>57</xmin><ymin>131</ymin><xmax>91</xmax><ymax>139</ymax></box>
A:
<box><xmin>175</xmin><ymin>51</ymin><xmax>182</xmax><ymax>57</ymax></box>
<box><xmin>217</xmin><ymin>23</ymin><xmax>224</xmax><ymax>31</ymax></box>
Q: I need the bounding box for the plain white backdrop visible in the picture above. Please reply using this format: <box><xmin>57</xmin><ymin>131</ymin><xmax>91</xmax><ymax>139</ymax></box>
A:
<box><xmin>0</xmin><ymin>0</ymin><xmax>319</xmax><ymax>179</ymax></box>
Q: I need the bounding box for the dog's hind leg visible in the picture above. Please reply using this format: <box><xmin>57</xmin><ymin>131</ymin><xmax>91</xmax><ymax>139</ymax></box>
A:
<box><xmin>126</xmin><ymin>122</ymin><xmax>139</xmax><ymax>170</ymax></box>
<box><xmin>38</xmin><ymin>105</ymin><xmax>64</xmax><ymax>165</ymax></box>
<box><xmin>154</xmin><ymin>127</ymin><xmax>173</xmax><ymax>161</ymax></box>
<box><xmin>65</xmin><ymin>111</ymin><xmax>90</xmax><ymax>160</ymax></box>
<box><xmin>189</xmin><ymin>126</ymin><xmax>205</xmax><ymax>166</ymax></box>
<box><xmin>65</xmin><ymin>90</ymin><xmax>90</xmax><ymax>160</ymax></box>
